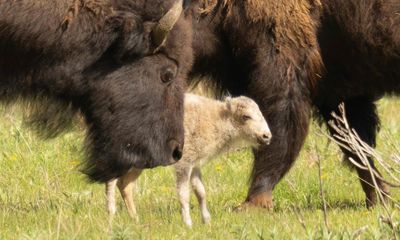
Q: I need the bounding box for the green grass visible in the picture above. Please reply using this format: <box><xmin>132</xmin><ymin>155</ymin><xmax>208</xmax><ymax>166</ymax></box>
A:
<box><xmin>0</xmin><ymin>97</ymin><xmax>399</xmax><ymax>239</ymax></box>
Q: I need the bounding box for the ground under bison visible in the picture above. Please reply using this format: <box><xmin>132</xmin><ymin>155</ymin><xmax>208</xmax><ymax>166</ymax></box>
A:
<box><xmin>187</xmin><ymin>0</ymin><xmax>399</xmax><ymax>208</ymax></box>
<box><xmin>0</xmin><ymin>0</ymin><xmax>194</xmax><ymax>182</ymax></box>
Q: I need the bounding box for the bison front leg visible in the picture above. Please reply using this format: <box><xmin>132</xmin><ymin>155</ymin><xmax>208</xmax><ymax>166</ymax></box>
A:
<box><xmin>244</xmin><ymin>93</ymin><xmax>312</xmax><ymax>209</ymax></box>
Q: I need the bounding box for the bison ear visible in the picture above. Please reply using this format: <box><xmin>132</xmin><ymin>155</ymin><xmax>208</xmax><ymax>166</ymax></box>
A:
<box><xmin>151</xmin><ymin>0</ymin><xmax>183</xmax><ymax>50</ymax></box>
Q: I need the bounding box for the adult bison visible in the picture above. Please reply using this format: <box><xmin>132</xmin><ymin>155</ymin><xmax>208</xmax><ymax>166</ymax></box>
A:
<box><xmin>187</xmin><ymin>0</ymin><xmax>398</xmax><ymax>208</ymax></box>
<box><xmin>0</xmin><ymin>0</ymin><xmax>194</xmax><ymax>182</ymax></box>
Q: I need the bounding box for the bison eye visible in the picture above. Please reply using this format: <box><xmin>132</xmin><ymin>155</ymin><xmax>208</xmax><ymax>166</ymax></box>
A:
<box><xmin>242</xmin><ymin>115</ymin><xmax>252</xmax><ymax>121</ymax></box>
<box><xmin>161</xmin><ymin>68</ymin><xmax>175</xmax><ymax>84</ymax></box>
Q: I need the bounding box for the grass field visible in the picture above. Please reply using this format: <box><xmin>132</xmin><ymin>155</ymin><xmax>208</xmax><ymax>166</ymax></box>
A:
<box><xmin>0</xmin><ymin>97</ymin><xmax>399</xmax><ymax>239</ymax></box>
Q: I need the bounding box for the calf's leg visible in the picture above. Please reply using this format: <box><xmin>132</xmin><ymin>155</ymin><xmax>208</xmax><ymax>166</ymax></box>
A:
<box><xmin>117</xmin><ymin>168</ymin><xmax>143</xmax><ymax>221</ymax></box>
<box><xmin>190</xmin><ymin>167</ymin><xmax>211</xmax><ymax>224</ymax></box>
<box><xmin>106</xmin><ymin>179</ymin><xmax>118</xmax><ymax>216</ymax></box>
<box><xmin>175</xmin><ymin>165</ymin><xmax>193</xmax><ymax>227</ymax></box>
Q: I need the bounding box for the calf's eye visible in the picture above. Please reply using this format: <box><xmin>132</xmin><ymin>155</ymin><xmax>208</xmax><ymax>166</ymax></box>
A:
<box><xmin>161</xmin><ymin>68</ymin><xmax>176</xmax><ymax>83</ymax></box>
<box><xmin>242</xmin><ymin>115</ymin><xmax>252</xmax><ymax>121</ymax></box>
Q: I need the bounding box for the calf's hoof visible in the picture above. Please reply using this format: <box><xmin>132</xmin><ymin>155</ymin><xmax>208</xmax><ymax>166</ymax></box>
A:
<box><xmin>132</xmin><ymin>215</ymin><xmax>139</xmax><ymax>223</ymax></box>
<box><xmin>202</xmin><ymin>214</ymin><xmax>211</xmax><ymax>225</ymax></box>
<box><xmin>108</xmin><ymin>207</ymin><xmax>117</xmax><ymax>216</ymax></box>
<box><xmin>183</xmin><ymin>218</ymin><xmax>193</xmax><ymax>228</ymax></box>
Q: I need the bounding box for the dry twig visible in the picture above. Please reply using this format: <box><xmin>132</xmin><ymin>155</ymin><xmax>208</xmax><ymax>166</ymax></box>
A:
<box><xmin>313</xmin><ymin>139</ymin><xmax>330</xmax><ymax>230</ymax></box>
<box><xmin>326</xmin><ymin>103</ymin><xmax>399</xmax><ymax>239</ymax></box>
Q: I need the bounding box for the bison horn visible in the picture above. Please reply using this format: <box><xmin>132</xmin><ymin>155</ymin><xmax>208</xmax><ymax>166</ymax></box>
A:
<box><xmin>151</xmin><ymin>0</ymin><xmax>183</xmax><ymax>49</ymax></box>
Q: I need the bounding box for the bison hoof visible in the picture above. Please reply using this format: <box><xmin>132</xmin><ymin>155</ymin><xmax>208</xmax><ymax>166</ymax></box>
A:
<box><xmin>241</xmin><ymin>191</ymin><xmax>274</xmax><ymax>211</ymax></box>
<box><xmin>233</xmin><ymin>193</ymin><xmax>274</xmax><ymax>212</ymax></box>
<box><xmin>248</xmin><ymin>191</ymin><xmax>274</xmax><ymax>209</ymax></box>
<box><xmin>365</xmin><ymin>183</ymin><xmax>390</xmax><ymax>209</ymax></box>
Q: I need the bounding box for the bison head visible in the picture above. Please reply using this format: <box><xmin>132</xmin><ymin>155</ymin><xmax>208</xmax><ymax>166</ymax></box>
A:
<box><xmin>82</xmin><ymin>0</ymin><xmax>193</xmax><ymax>182</ymax></box>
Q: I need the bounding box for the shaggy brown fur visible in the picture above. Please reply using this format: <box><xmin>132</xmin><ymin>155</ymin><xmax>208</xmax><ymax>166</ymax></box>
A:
<box><xmin>195</xmin><ymin>0</ymin><xmax>323</xmax><ymax>92</ymax></box>
<box><xmin>187</xmin><ymin>0</ymin><xmax>323</xmax><ymax>209</ymax></box>
<box><xmin>315</xmin><ymin>0</ymin><xmax>400</xmax><ymax>206</ymax></box>
<box><xmin>0</xmin><ymin>0</ymin><xmax>193</xmax><ymax>182</ymax></box>
<box><xmin>188</xmin><ymin>0</ymin><xmax>398</xmax><ymax>208</ymax></box>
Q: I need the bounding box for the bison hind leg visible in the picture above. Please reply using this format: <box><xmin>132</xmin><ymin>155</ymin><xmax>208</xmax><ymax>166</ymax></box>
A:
<box><xmin>319</xmin><ymin>97</ymin><xmax>390</xmax><ymax>207</ymax></box>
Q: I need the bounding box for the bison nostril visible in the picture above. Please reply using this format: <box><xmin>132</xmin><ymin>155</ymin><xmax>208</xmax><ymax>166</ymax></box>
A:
<box><xmin>168</xmin><ymin>139</ymin><xmax>183</xmax><ymax>161</ymax></box>
<box><xmin>172</xmin><ymin>146</ymin><xmax>183</xmax><ymax>161</ymax></box>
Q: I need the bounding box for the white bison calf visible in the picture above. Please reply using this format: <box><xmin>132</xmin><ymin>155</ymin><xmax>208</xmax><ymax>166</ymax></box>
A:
<box><xmin>106</xmin><ymin>93</ymin><xmax>271</xmax><ymax>226</ymax></box>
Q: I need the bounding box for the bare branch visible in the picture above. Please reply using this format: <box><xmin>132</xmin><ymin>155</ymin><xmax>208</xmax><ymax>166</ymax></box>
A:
<box><xmin>326</xmin><ymin>103</ymin><xmax>399</xmax><ymax>238</ymax></box>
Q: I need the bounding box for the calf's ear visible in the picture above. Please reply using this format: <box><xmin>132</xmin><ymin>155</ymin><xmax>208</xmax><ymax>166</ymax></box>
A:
<box><xmin>225</xmin><ymin>97</ymin><xmax>233</xmax><ymax>112</ymax></box>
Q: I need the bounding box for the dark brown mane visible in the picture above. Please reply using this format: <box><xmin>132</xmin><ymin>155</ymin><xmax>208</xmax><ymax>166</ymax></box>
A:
<box><xmin>62</xmin><ymin>0</ymin><xmax>115</xmax><ymax>30</ymax></box>
<box><xmin>197</xmin><ymin>0</ymin><xmax>324</xmax><ymax>93</ymax></box>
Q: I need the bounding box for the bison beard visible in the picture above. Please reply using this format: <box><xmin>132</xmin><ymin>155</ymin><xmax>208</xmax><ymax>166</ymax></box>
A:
<box><xmin>0</xmin><ymin>0</ymin><xmax>193</xmax><ymax>182</ymax></box>
<box><xmin>188</xmin><ymin>0</ymin><xmax>399</xmax><ymax>208</ymax></box>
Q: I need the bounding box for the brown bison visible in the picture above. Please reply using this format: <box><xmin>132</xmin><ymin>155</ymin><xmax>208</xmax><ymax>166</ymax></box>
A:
<box><xmin>187</xmin><ymin>0</ymin><xmax>398</xmax><ymax>208</ymax></box>
<box><xmin>0</xmin><ymin>0</ymin><xmax>194</xmax><ymax>182</ymax></box>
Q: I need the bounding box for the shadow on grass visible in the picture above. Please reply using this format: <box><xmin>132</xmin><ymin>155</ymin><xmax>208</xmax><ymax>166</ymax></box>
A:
<box><xmin>274</xmin><ymin>199</ymin><xmax>366</xmax><ymax>212</ymax></box>
<box><xmin>228</xmin><ymin>199</ymin><xmax>367</xmax><ymax>214</ymax></box>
